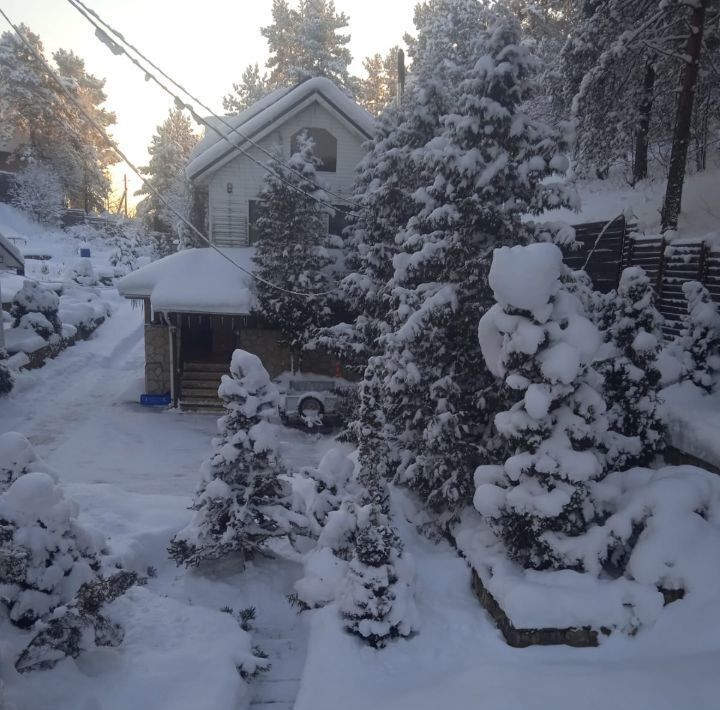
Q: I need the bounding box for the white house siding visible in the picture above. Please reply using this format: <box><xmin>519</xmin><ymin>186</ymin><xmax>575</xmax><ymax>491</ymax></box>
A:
<box><xmin>207</xmin><ymin>101</ymin><xmax>367</xmax><ymax>247</ymax></box>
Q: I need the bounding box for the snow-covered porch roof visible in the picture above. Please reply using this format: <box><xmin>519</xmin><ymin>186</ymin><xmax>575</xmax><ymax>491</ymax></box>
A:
<box><xmin>117</xmin><ymin>247</ymin><xmax>257</xmax><ymax>315</ymax></box>
<box><xmin>0</xmin><ymin>228</ymin><xmax>24</xmax><ymax>273</ymax></box>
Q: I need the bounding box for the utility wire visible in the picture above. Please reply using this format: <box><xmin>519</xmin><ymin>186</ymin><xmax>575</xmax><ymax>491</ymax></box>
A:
<box><xmin>65</xmin><ymin>0</ymin><xmax>363</xmax><ymax>217</ymax></box>
<box><xmin>0</xmin><ymin>9</ymin><xmax>338</xmax><ymax>299</ymax></box>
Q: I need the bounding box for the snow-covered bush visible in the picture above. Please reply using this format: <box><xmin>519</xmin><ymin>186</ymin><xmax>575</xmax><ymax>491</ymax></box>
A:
<box><xmin>0</xmin><ymin>468</ymin><xmax>102</xmax><ymax>628</ymax></box>
<box><xmin>169</xmin><ymin>350</ymin><xmax>305</xmax><ymax>566</ymax></box>
<box><xmin>10</xmin><ymin>281</ymin><xmax>61</xmax><ymax>337</ymax></box>
<box><xmin>10</xmin><ymin>162</ymin><xmax>64</xmax><ymax>225</ymax></box>
<box><xmin>553</xmin><ymin>465</ymin><xmax>720</xmax><ymax>599</ymax></box>
<box><xmin>678</xmin><ymin>281</ymin><xmax>720</xmax><ymax>392</ymax></box>
<box><xmin>0</xmin><ymin>349</ymin><xmax>14</xmax><ymax>396</ymax></box>
<box><xmin>339</xmin><ymin>509</ymin><xmax>418</xmax><ymax>648</ymax></box>
<box><xmin>15</xmin><ymin>570</ymin><xmax>140</xmax><ymax>673</ymax></box>
<box><xmin>475</xmin><ymin>243</ymin><xmax>613</xmax><ymax>571</ymax></box>
<box><xmin>59</xmin><ymin>287</ymin><xmax>110</xmax><ymax>337</ymax></box>
<box><xmin>64</xmin><ymin>257</ymin><xmax>98</xmax><ymax>287</ymax></box>
<box><xmin>600</xmin><ymin>267</ymin><xmax>665</xmax><ymax>468</ymax></box>
<box><xmin>0</xmin><ymin>432</ymin><xmax>56</xmax><ymax>493</ymax></box>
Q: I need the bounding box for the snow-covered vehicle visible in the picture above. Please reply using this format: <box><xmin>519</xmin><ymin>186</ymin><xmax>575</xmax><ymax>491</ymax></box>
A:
<box><xmin>279</xmin><ymin>377</ymin><xmax>352</xmax><ymax>430</ymax></box>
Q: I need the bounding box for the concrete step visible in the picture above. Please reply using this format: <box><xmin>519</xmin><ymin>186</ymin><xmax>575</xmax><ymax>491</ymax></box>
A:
<box><xmin>184</xmin><ymin>361</ymin><xmax>229</xmax><ymax>373</ymax></box>
<box><xmin>180</xmin><ymin>386</ymin><xmax>219</xmax><ymax>399</ymax></box>
<box><xmin>179</xmin><ymin>399</ymin><xmax>224</xmax><ymax>413</ymax></box>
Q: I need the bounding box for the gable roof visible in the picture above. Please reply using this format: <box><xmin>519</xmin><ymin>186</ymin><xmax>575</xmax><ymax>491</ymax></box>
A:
<box><xmin>186</xmin><ymin>77</ymin><xmax>375</xmax><ymax>183</ymax></box>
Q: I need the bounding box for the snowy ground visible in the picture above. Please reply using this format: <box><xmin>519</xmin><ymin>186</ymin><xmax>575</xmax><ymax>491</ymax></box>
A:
<box><xmin>0</xmin><ymin>298</ymin><xmax>334</xmax><ymax>710</ymax></box>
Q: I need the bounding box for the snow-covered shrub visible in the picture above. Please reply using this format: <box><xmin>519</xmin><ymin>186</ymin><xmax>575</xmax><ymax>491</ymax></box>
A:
<box><xmin>10</xmin><ymin>162</ymin><xmax>64</xmax><ymax>225</ymax></box>
<box><xmin>16</xmin><ymin>312</ymin><xmax>55</xmax><ymax>339</ymax></box>
<box><xmin>10</xmin><ymin>281</ymin><xmax>61</xmax><ymax>336</ymax></box>
<box><xmin>169</xmin><ymin>350</ymin><xmax>305</xmax><ymax>566</ymax></box>
<box><xmin>109</xmin><ymin>234</ymin><xmax>142</xmax><ymax>275</ymax></box>
<box><xmin>64</xmin><ymin>257</ymin><xmax>97</xmax><ymax>287</ymax></box>
<box><xmin>339</xmin><ymin>509</ymin><xmax>418</xmax><ymax>648</ymax></box>
<box><xmin>475</xmin><ymin>243</ymin><xmax>613</xmax><ymax>571</ymax></box>
<box><xmin>0</xmin><ymin>432</ymin><xmax>56</xmax><ymax>493</ymax></box>
<box><xmin>553</xmin><ymin>465</ymin><xmax>720</xmax><ymax>599</ymax></box>
<box><xmin>59</xmin><ymin>287</ymin><xmax>110</xmax><ymax>337</ymax></box>
<box><xmin>0</xmin><ymin>349</ymin><xmax>14</xmax><ymax>396</ymax></box>
<box><xmin>678</xmin><ymin>281</ymin><xmax>720</xmax><ymax>392</ymax></box>
<box><xmin>15</xmin><ymin>570</ymin><xmax>140</xmax><ymax>673</ymax></box>
<box><xmin>0</xmin><ymin>469</ymin><xmax>102</xmax><ymax>628</ymax></box>
<box><xmin>600</xmin><ymin>267</ymin><xmax>665</xmax><ymax>468</ymax></box>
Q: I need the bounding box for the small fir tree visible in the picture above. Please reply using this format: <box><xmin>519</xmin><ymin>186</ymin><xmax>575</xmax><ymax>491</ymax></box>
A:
<box><xmin>679</xmin><ymin>280</ymin><xmax>720</xmax><ymax>392</ymax></box>
<box><xmin>223</xmin><ymin>63</ymin><xmax>269</xmax><ymax>113</ymax></box>
<box><xmin>254</xmin><ymin>133</ymin><xmax>334</xmax><ymax>354</ymax></box>
<box><xmin>169</xmin><ymin>350</ymin><xmax>301</xmax><ymax>566</ymax></box>
<box><xmin>339</xmin><ymin>507</ymin><xmax>417</xmax><ymax>648</ymax></box>
<box><xmin>476</xmin><ymin>243</ymin><xmax>611</xmax><ymax>571</ymax></box>
<box><xmin>601</xmin><ymin>267</ymin><xmax>665</xmax><ymax>468</ymax></box>
<box><xmin>10</xmin><ymin>162</ymin><xmax>64</xmax><ymax>225</ymax></box>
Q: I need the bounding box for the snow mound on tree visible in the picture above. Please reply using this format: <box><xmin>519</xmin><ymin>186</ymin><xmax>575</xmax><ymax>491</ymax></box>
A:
<box><xmin>489</xmin><ymin>242</ymin><xmax>563</xmax><ymax>312</ymax></box>
<box><xmin>0</xmin><ymin>431</ymin><xmax>58</xmax><ymax>492</ymax></box>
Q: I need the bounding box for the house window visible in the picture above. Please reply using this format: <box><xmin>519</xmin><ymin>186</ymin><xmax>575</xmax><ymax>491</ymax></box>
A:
<box><xmin>329</xmin><ymin>204</ymin><xmax>350</xmax><ymax>237</ymax></box>
<box><xmin>291</xmin><ymin>127</ymin><xmax>337</xmax><ymax>172</ymax></box>
<box><xmin>248</xmin><ymin>199</ymin><xmax>260</xmax><ymax>245</ymax></box>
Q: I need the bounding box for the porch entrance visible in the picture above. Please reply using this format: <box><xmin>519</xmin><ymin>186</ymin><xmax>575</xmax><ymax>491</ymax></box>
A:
<box><xmin>179</xmin><ymin>313</ymin><xmax>239</xmax><ymax>364</ymax></box>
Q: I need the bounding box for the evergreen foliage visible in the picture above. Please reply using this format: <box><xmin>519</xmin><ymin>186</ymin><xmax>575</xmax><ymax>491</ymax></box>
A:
<box><xmin>384</xmin><ymin>18</ymin><xmax>576</xmax><ymax>516</ymax></box>
<box><xmin>261</xmin><ymin>0</ymin><xmax>354</xmax><ymax>91</ymax></box>
<box><xmin>223</xmin><ymin>63</ymin><xmax>269</xmax><ymax>113</ymax></box>
<box><xmin>339</xmin><ymin>508</ymin><xmax>417</xmax><ymax>648</ymax></box>
<box><xmin>601</xmin><ymin>267</ymin><xmax>665</xmax><ymax>468</ymax></box>
<box><xmin>169</xmin><ymin>350</ymin><xmax>302</xmax><ymax>566</ymax></box>
<box><xmin>679</xmin><ymin>280</ymin><xmax>720</xmax><ymax>392</ymax></box>
<box><xmin>0</xmin><ymin>25</ymin><xmax>116</xmax><ymax>210</ymax></box>
<box><xmin>358</xmin><ymin>47</ymin><xmax>399</xmax><ymax>116</ymax></box>
<box><xmin>0</xmin><ymin>350</ymin><xmax>13</xmax><ymax>397</ymax></box>
<box><xmin>10</xmin><ymin>280</ymin><xmax>62</xmax><ymax>336</ymax></box>
<box><xmin>476</xmin><ymin>244</ymin><xmax>611</xmax><ymax>571</ymax></box>
<box><xmin>254</xmin><ymin>133</ymin><xmax>334</xmax><ymax>353</ymax></box>
<box><xmin>15</xmin><ymin>571</ymin><xmax>140</xmax><ymax>673</ymax></box>
<box><xmin>10</xmin><ymin>162</ymin><xmax>64</xmax><ymax>225</ymax></box>
<box><xmin>135</xmin><ymin>108</ymin><xmax>198</xmax><ymax>249</ymax></box>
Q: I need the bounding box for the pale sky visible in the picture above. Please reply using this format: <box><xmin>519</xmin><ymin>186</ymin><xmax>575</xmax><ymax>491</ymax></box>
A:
<box><xmin>1</xmin><ymin>0</ymin><xmax>418</xmax><ymax>207</ymax></box>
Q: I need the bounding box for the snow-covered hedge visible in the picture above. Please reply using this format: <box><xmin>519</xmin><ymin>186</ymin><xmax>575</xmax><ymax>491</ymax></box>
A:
<box><xmin>10</xmin><ymin>281</ymin><xmax>61</xmax><ymax>336</ymax></box>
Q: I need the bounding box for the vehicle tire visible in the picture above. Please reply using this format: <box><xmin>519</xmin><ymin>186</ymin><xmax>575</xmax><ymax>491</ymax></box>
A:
<box><xmin>298</xmin><ymin>396</ymin><xmax>325</xmax><ymax>430</ymax></box>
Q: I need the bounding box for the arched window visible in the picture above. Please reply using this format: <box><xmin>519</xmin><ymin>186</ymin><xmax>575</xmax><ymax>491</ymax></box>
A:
<box><xmin>291</xmin><ymin>127</ymin><xmax>337</xmax><ymax>172</ymax></box>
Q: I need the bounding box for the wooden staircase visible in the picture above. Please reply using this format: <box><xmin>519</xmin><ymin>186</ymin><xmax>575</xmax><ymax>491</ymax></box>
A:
<box><xmin>179</xmin><ymin>361</ymin><xmax>227</xmax><ymax>412</ymax></box>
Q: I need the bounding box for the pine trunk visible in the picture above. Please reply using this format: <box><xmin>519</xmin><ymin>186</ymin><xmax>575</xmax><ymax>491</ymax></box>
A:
<box><xmin>661</xmin><ymin>0</ymin><xmax>708</xmax><ymax>232</ymax></box>
<box><xmin>632</xmin><ymin>59</ymin><xmax>655</xmax><ymax>184</ymax></box>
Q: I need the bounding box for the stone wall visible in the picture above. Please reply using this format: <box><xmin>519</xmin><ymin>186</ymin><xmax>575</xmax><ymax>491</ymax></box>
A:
<box><xmin>145</xmin><ymin>323</ymin><xmax>171</xmax><ymax>395</ymax></box>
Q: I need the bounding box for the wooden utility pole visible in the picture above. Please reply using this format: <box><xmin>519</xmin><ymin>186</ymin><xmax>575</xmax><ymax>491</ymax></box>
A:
<box><xmin>123</xmin><ymin>174</ymin><xmax>128</xmax><ymax>217</ymax></box>
<box><xmin>661</xmin><ymin>0</ymin><xmax>709</xmax><ymax>232</ymax></box>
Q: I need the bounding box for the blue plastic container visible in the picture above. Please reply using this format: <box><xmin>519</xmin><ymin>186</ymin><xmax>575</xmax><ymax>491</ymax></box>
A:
<box><xmin>80</xmin><ymin>248</ymin><xmax>91</xmax><ymax>257</ymax></box>
<box><xmin>140</xmin><ymin>393</ymin><xmax>172</xmax><ymax>406</ymax></box>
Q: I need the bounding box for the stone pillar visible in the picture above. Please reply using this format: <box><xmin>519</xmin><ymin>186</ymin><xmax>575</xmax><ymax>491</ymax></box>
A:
<box><xmin>144</xmin><ymin>323</ymin><xmax>171</xmax><ymax>394</ymax></box>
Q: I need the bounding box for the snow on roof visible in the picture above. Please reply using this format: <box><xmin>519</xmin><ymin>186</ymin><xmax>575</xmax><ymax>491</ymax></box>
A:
<box><xmin>187</xmin><ymin>77</ymin><xmax>375</xmax><ymax>182</ymax></box>
<box><xmin>117</xmin><ymin>247</ymin><xmax>257</xmax><ymax>315</ymax></box>
<box><xmin>0</xmin><ymin>228</ymin><xmax>24</xmax><ymax>272</ymax></box>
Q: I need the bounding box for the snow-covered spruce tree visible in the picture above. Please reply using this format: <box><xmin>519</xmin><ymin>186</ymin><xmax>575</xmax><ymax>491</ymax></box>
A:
<box><xmin>679</xmin><ymin>280</ymin><xmax>720</xmax><ymax>392</ymax></box>
<box><xmin>386</xmin><ymin>19</ymin><xmax>577</xmax><ymax>516</ymax></box>
<box><xmin>15</xmin><ymin>570</ymin><xmax>139</xmax><ymax>673</ymax></box>
<box><xmin>475</xmin><ymin>243</ymin><xmax>611</xmax><ymax>571</ymax></box>
<box><xmin>600</xmin><ymin>267</ymin><xmax>665</xmax><ymax>468</ymax></box>
<box><xmin>135</xmin><ymin>108</ymin><xmax>198</xmax><ymax>249</ymax></box>
<box><xmin>223</xmin><ymin>63</ymin><xmax>269</xmax><ymax>113</ymax></box>
<box><xmin>169</xmin><ymin>350</ymin><xmax>302</xmax><ymax>566</ymax></box>
<box><xmin>0</xmin><ymin>460</ymin><xmax>101</xmax><ymax>628</ymax></box>
<box><xmin>261</xmin><ymin>0</ymin><xmax>355</xmax><ymax>92</ymax></box>
<box><xmin>358</xmin><ymin>47</ymin><xmax>399</xmax><ymax>116</ymax></box>
<box><xmin>339</xmin><ymin>507</ymin><xmax>417</xmax><ymax>648</ymax></box>
<box><xmin>0</xmin><ymin>350</ymin><xmax>13</xmax><ymax>396</ymax></box>
<box><xmin>10</xmin><ymin>280</ymin><xmax>62</xmax><ymax>339</ymax></box>
<box><xmin>10</xmin><ymin>162</ymin><xmax>64</xmax><ymax>225</ymax></box>
<box><xmin>254</xmin><ymin>133</ymin><xmax>334</xmax><ymax>355</ymax></box>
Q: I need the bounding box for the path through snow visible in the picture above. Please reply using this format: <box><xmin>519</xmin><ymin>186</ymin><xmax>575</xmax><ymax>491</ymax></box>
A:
<box><xmin>0</xmin><ymin>294</ymin><xmax>336</xmax><ymax>710</ymax></box>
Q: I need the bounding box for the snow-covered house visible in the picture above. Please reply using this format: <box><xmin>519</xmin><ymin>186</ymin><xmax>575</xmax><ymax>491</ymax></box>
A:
<box><xmin>187</xmin><ymin>76</ymin><xmax>374</xmax><ymax>246</ymax></box>
<box><xmin>118</xmin><ymin>78</ymin><xmax>374</xmax><ymax>409</ymax></box>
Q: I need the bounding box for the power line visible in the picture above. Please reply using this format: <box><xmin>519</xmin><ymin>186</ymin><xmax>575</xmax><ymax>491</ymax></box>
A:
<box><xmin>65</xmin><ymin>0</ymin><xmax>363</xmax><ymax>217</ymax></box>
<box><xmin>0</xmin><ymin>9</ymin><xmax>338</xmax><ymax>299</ymax></box>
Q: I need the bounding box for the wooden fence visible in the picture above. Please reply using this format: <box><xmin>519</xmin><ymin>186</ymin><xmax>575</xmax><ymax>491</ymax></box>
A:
<box><xmin>560</xmin><ymin>216</ymin><xmax>720</xmax><ymax>339</ymax></box>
